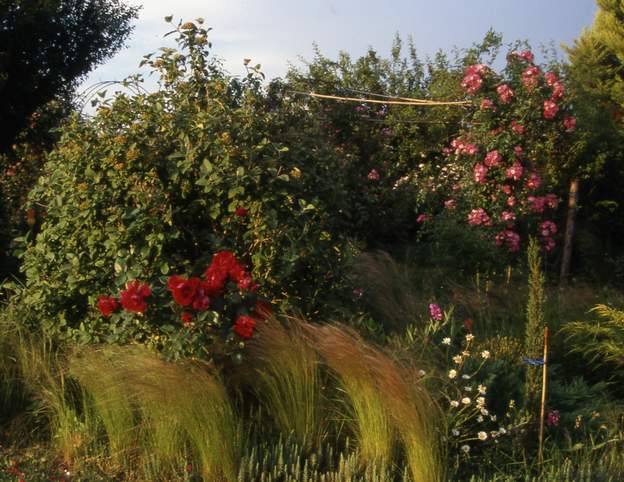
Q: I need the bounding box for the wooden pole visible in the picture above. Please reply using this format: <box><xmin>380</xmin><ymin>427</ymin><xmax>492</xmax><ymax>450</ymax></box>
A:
<box><xmin>538</xmin><ymin>326</ymin><xmax>549</xmax><ymax>465</ymax></box>
<box><xmin>560</xmin><ymin>179</ymin><xmax>579</xmax><ymax>286</ymax></box>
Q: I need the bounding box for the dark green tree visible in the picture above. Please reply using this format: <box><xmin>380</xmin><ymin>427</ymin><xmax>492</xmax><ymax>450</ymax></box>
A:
<box><xmin>0</xmin><ymin>0</ymin><xmax>139</xmax><ymax>152</ymax></box>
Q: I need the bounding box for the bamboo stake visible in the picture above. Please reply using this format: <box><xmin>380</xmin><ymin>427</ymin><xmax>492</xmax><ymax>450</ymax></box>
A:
<box><xmin>538</xmin><ymin>326</ymin><xmax>549</xmax><ymax>465</ymax></box>
<box><xmin>289</xmin><ymin>90</ymin><xmax>471</xmax><ymax>106</ymax></box>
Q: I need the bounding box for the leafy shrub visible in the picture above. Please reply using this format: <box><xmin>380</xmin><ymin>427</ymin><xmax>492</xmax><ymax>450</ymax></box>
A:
<box><xmin>14</xmin><ymin>19</ymin><xmax>362</xmax><ymax>348</ymax></box>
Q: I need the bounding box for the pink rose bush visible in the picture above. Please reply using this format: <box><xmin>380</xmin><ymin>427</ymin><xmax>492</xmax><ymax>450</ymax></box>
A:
<box><xmin>438</xmin><ymin>49</ymin><xmax>575</xmax><ymax>253</ymax></box>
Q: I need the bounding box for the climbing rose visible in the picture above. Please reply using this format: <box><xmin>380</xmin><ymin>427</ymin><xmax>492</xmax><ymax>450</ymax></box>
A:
<box><xmin>540</xmin><ymin>220</ymin><xmax>557</xmax><ymax>237</ymax></box>
<box><xmin>544</xmin><ymin>72</ymin><xmax>558</xmax><ymax>86</ymax></box>
<box><xmin>510</xmin><ymin>120</ymin><xmax>525</xmax><ymax>135</ymax></box>
<box><xmin>518</xmin><ymin>50</ymin><xmax>535</xmax><ymax>63</ymax></box>
<box><xmin>429</xmin><ymin>303</ymin><xmax>443</xmax><ymax>321</ymax></box>
<box><xmin>506</xmin><ymin>161</ymin><xmax>523</xmax><ymax>181</ymax></box>
<box><xmin>543</xmin><ymin>100</ymin><xmax>559</xmax><ymax>119</ymax></box>
<box><xmin>521</xmin><ymin>66</ymin><xmax>540</xmax><ymax>90</ymax></box>
<box><xmin>98</xmin><ymin>296</ymin><xmax>118</xmax><ymax>318</ymax></box>
<box><xmin>501</xmin><ymin>211</ymin><xmax>516</xmax><ymax>222</ymax></box>
<box><xmin>480</xmin><ymin>98</ymin><xmax>495</xmax><ymax>110</ymax></box>
<box><xmin>496</xmin><ymin>84</ymin><xmax>514</xmax><ymax>103</ymax></box>
<box><xmin>417</xmin><ymin>213</ymin><xmax>429</xmax><ymax>223</ymax></box>
<box><xmin>367</xmin><ymin>169</ymin><xmax>380</xmax><ymax>180</ymax></box>
<box><xmin>563</xmin><ymin>116</ymin><xmax>577</xmax><ymax>131</ymax></box>
<box><xmin>444</xmin><ymin>199</ymin><xmax>457</xmax><ymax>210</ymax></box>
<box><xmin>484</xmin><ymin>150</ymin><xmax>502</xmax><ymax>167</ymax></box>
<box><xmin>233</xmin><ymin>315</ymin><xmax>257</xmax><ymax>339</ymax></box>
<box><xmin>526</xmin><ymin>172</ymin><xmax>541</xmax><ymax>190</ymax></box>
<box><xmin>235</xmin><ymin>206</ymin><xmax>248</xmax><ymax>217</ymax></box>
<box><xmin>119</xmin><ymin>281</ymin><xmax>151</xmax><ymax>313</ymax></box>
<box><xmin>551</xmin><ymin>81</ymin><xmax>564</xmax><ymax>100</ymax></box>
<box><xmin>545</xmin><ymin>194</ymin><xmax>559</xmax><ymax>209</ymax></box>
<box><xmin>474</xmin><ymin>163</ymin><xmax>488</xmax><ymax>183</ymax></box>
<box><xmin>468</xmin><ymin>208</ymin><xmax>491</xmax><ymax>226</ymax></box>
<box><xmin>495</xmin><ymin>230</ymin><xmax>521</xmax><ymax>252</ymax></box>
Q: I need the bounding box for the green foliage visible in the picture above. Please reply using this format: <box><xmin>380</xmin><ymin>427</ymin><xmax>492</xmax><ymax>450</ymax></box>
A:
<box><xmin>14</xmin><ymin>20</ymin><xmax>358</xmax><ymax>348</ymax></box>
<box><xmin>0</xmin><ymin>0</ymin><xmax>139</xmax><ymax>152</ymax></box>
<box><xmin>560</xmin><ymin>304</ymin><xmax>624</xmax><ymax>386</ymax></box>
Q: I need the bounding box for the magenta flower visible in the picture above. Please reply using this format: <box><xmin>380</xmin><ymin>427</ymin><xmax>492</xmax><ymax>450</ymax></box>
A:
<box><xmin>547</xmin><ymin>410</ymin><xmax>560</xmax><ymax>427</ymax></box>
<box><xmin>496</xmin><ymin>84</ymin><xmax>514</xmax><ymax>103</ymax></box>
<box><xmin>484</xmin><ymin>150</ymin><xmax>502</xmax><ymax>167</ymax></box>
<box><xmin>429</xmin><ymin>303</ymin><xmax>443</xmax><ymax>321</ymax></box>
<box><xmin>367</xmin><ymin>169</ymin><xmax>380</xmax><ymax>181</ymax></box>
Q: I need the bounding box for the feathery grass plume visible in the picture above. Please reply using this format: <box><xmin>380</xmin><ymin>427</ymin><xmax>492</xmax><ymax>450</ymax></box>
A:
<box><xmin>524</xmin><ymin>237</ymin><xmax>546</xmax><ymax>413</ymax></box>
<box><xmin>306</xmin><ymin>323</ymin><xmax>441</xmax><ymax>481</ymax></box>
<box><xmin>247</xmin><ymin>316</ymin><xmax>324</xmax><ymax>449</ymax></box>
<box><xmin>11</xmin><ymin>329</ymin><xmax>84</xmax><ymax>462</ymax></box>
<box><xmin>69</xmin><ymin>345</ymin><xmax>240</xmax><ymax>481</ymax></box>
<box><xmin>352</xmin><ymin>251</ymin><xmax>425</xmax><ymax>333</ymax></box>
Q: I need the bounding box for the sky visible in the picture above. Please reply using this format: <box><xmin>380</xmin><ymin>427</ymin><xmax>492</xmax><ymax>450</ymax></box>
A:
<box><xmin>80</xmin><ymin>0</ymin><xmax>598</xmax><ymax>96</ymax></box>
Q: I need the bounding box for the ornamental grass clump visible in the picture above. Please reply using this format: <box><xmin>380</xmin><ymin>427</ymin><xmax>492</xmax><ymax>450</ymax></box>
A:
<box><xmin>247</xmin><ymin>316</ymin><xmax>325</xmax><ymax>449</ymax></box>
<box><xmin>69</xmin><ymin>345</ymin><xmax>239</xmax><ymax>481</ymax></box>
<box><xmin>306</xmin><ymin>323</ymin><xmax>441</xmax><ymax>482</ymax></box>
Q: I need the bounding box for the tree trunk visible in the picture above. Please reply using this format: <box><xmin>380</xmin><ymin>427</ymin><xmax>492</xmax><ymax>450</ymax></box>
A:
<box><xmin>559</xmin><ymin>179</ymin><xmax>579</xmax><ymax>285</ymax></box>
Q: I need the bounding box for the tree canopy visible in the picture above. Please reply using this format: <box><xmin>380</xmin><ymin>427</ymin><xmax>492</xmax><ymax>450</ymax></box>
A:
<box><xmin>0</xmin><ymin>0</ymin><xmax>139</xmax><ymax>152</ymax></box>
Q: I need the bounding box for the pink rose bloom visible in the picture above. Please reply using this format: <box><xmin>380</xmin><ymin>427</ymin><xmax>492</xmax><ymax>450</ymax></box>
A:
<box><xmin>484</xmin><ymin>150</ymin><xmax>502</xmax><ymax>167</ymax></box>
<box><xmin>551</xmin><ymin>81</ymin><xmax>565</xmax><ymax>100</ymax></box>
<box><xmin>507</xmin><ymin>196</ymin><xmax>517</xmax><ymax>207</ymax></box>
<box><xmin>545</xmin><ymin>193</ymin><xmax>559</xmax><ymax>209</ymax></box>
<box><xmin>526</xmin><ymin>172</ymin><xmax>541</xmax><ymax>190</ymax></box>
<box><xmin>501</xmin><ymin>184</ymin><xmax>512</xmax><ymax>195</ymax></box>
<box><xmin>501</xmin><ymin>211</ymin><xmax>516</xmax><ymax>222</ymax></box>
<box><xmin>480</xmin><ymin>98</ymin><xmax>495</xmax><ymax>110</ymax></box>
<box><xmin>545</xmin><ymin>72</ymin><xmax>558</xmax><ymax>86</ymax></box>
<box><xmin>416</xmin><ymin>213</ymin><xmax>429</xmax><ymax>223</ymax></box>
<box><xmin>543</xmin><ymin>237</ymin><xmax>556</xmax><ymax>252</ymax></box>
<box><xmin>528</xmin><ymin>196</ymin><xmax>546</xmax><ymax>213</ymax></box>
<box><xmin>543</xmin><ymin>100</ymin><xmax>559</xmax><ymax>119</ymax></box>
<box><xmin>522</xmin><ymin>66</ymin><xmax>540</xmax><ymax>90</ymax></box>
<box><xmin>461</xmin><ymin>73</ymin><xmax>483</xmax><ymax>94</ymax></box>
<box><xmin>367</xmin><ymin>169</ymin><xmax>380</xmax><ymax>181</ymax></box>
<box><xmin>468</xmin><ymin>208</ymin><xmax>491</xmax><ymax>226</ymax></box>
<box><xmin>465</xmin><ymin>64</ymin><xmax>488</xmax><ymax>76</ymax></box>
<box><xmin>444</xmin><ymin>199</ymin><xmax>457</xmax><ymax>210</ymax></box>
<box><xmin>489</xmin><ymin>127</ymin><xmax>504</xmax><ymax>137</ymax></box>
<box><xmin>511</xmin><ymin>120</ymin><xmax>525</xmax><ymax>135</ymax></box>
<box><xmin>518</xmin><ymin>50</ymin><xmax>535</xmax><ymax>63</ymax></box>
<box><xmin>514</xmin><ymin>145</ymin><xmax>524</xmax><ymax>156</ymax></box>
<box><xmin>506</xmin><ymin>161</ymin><xmax>524</xmax><ymax>181</ymax></box>
<box><xmin>495</xmin><ymin>230</ymin><xmax>521</xmax><ymax>252</ymax></box>
<box><xmin>497</xmin><ymin>84</ymin><xmax>514</xmax><ymax>103</ymax></box>
<box><xmin>463</xmin><ymin>143</ymin><xmax>478</xmax><ymax>155</ymax></box>
<box><xmin>540</xmin><ymin>220</ymin><xmax>557</xmax><ymax>237</ymax></box>
<box><xmin>564</xmin><ymin>116</ymin><xmax>577</xmax><ymax>131</ymax></box>
<box><xmin>474</xmin><ymin>163</ymin><xmax>488</xmax><ymax>183</ymax></box>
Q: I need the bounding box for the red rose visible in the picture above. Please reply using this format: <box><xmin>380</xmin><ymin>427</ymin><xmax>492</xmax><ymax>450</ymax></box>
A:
<box><xmin>235</xmin><ymin>206</ymin><xmax>248</xmax><ymax>217</ymax></box>
<box><xmin>119</xmin><ymin>280</ymin><xmax>151</xmax><ymax>313</ymax></box>
<box><xmin>204</xmin><ymin>251</ymin><xmax>253</xmax><ymax>294</ymax></box>
<box><xmin>167</xmin><ymin>275</ymin><xmax>200</xmax><ymax>306</ymax></box>
<box><xmin>192</xmin><ymin>282</ymin><xmax>211</xmax><ymax>311</ymax></box>
<box><xmin>233</xmin><ymin>315</ymin><xmax>257</xmax><ymax>339</ymax></box>
<box><xmin>464</xmin><ymin>318</ymin><xmax>474</xmax><ymax>332</ymax></box>
<box><xmin>180</xmin><ymin>312</ymin><xmax>193</xmax><ymax>326</ymax></box>
<box><xmin>98</xmin><ymin>296</ymin><xmax>118</xmax><ymax>317</ymax></box>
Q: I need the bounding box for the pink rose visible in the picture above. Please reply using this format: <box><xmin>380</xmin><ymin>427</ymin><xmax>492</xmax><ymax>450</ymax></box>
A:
<box><xmin>484</xmin><ymin>150</ymin><xmax>502</xmax><ymax>167</ymax></box>
<box><xmin>543</xmin><ymin>100</ymin><xmax>559</xmax><ymax>120</ymax></box>
<box><xmin>496</xmin><ymin>84</ymin><xmax>514</xmax><ymax>103</ymax></box>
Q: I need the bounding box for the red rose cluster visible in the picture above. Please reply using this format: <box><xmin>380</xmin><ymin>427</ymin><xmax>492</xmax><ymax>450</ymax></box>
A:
<box><xmin>97</xmin><ymin>251</ymin><xmax>265</xmax><ymax>340</ymax></box>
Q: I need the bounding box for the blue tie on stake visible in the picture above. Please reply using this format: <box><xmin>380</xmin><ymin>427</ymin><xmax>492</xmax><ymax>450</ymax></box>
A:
<box><xmin>522</xmin><ymin>356</ymin><xmax>546</xmax><ymax>366</ymax></box>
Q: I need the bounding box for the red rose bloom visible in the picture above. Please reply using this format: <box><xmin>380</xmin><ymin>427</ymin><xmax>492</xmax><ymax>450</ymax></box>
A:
<box><xmin>233</xmin><ymin>315</ymin><xmax>257</xmax><ymax>339</ymax></box>
<box><xmin>235</xmin><ymin>206</ymin><xmax>248</xmax><ymax>217</ymax></box>
<box><xmin>180</xmin><ymin>312</ymin><xmax>193</xmax><ymax>326</ymax></box>
<box><xmin>204</xmin><ymin>251</ymin><xmax>255</xmax><ymax>294</ymax></box>
<box><xmin>167</xmin><ymin>275</ymin><xmax>201</xmax><ymax>306</ymax></box>
<box><xmin>98</xmin><ymin>296</ymin><xmax>118</xmax><ymax>317</ymax></box>
<box><xmin>119</xmin><ymin>280</ymin><xmax>151</xmax><ymax>313</ymax></box>
<box><xmin>192</xmin><ymin>282</ymin><xmax>211</xmax><ymax>311</ymax></box>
